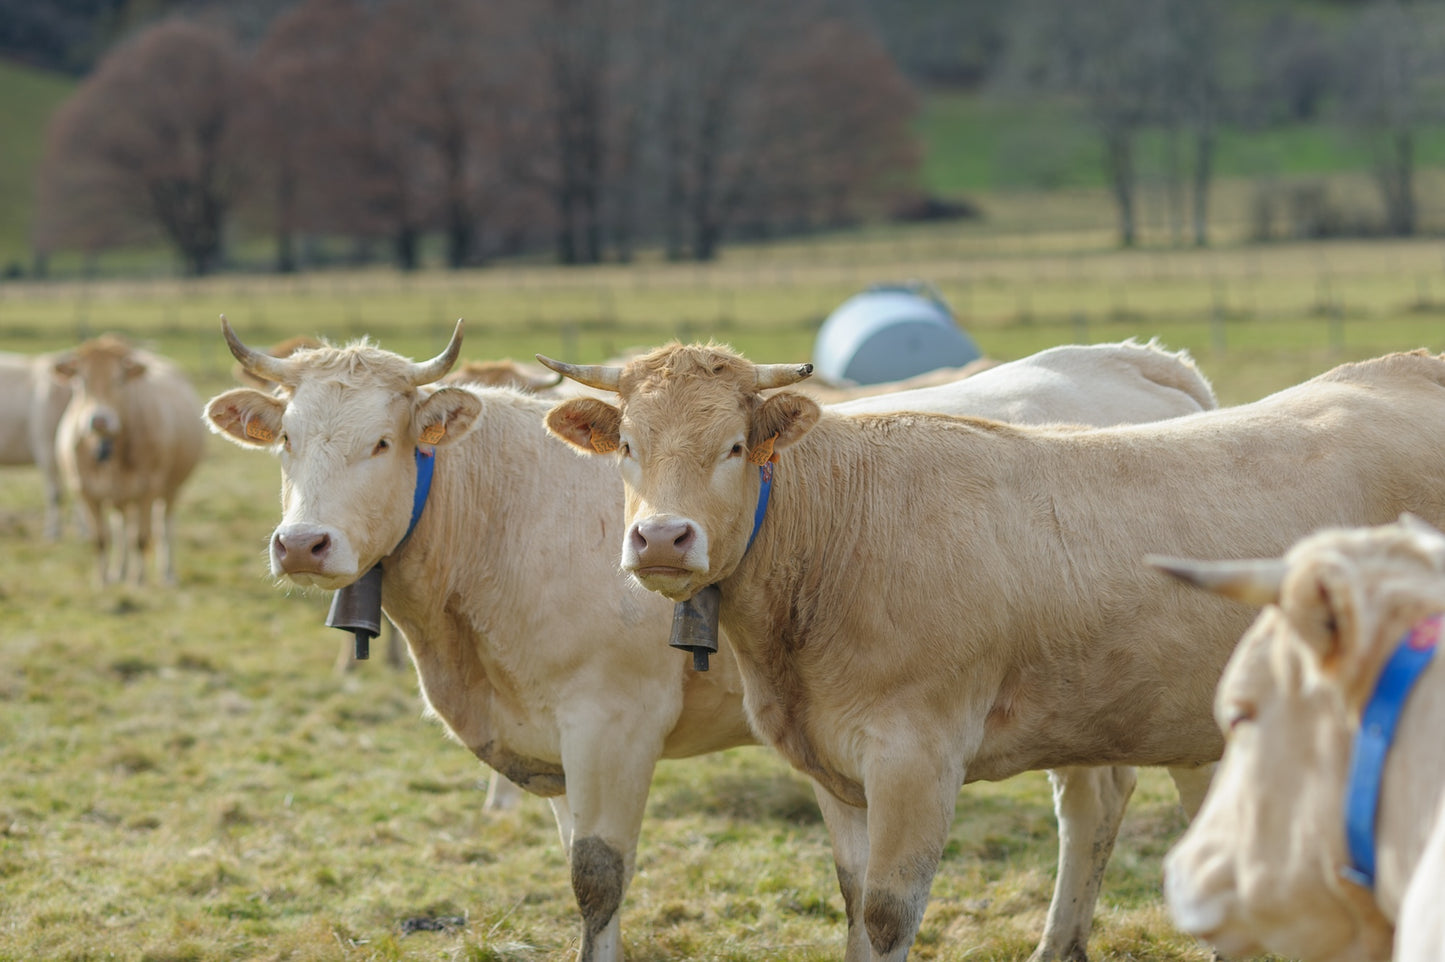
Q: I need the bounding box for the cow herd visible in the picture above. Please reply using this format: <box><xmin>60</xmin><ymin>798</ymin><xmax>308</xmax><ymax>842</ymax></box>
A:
<box><xmin>3</xmin><ymin>321</ymin><xmax>1444</xmax><ymax>962</ymax></box>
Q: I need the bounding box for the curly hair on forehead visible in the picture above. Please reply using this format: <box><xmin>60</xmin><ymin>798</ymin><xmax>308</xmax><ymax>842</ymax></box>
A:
<box><xmin>624</xmin><ymin>341</ymin><xmax>755</xmax><ymax>387</ymax></box>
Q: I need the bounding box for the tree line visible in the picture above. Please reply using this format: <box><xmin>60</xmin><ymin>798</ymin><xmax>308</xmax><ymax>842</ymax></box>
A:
<box><xmin>33</xmin><ymin>0</ymin><xmax>919</xmax><ymax>275</ymax></box>
<box><xmin>28</xmin><ymin>0</ymin><xmax>1442</xmax><ymax>276</ymax></box>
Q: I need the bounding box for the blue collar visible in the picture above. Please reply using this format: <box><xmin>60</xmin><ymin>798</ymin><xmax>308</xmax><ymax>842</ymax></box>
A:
<box><xmin>397</xmin><ymin>446</ymin><xmax>435</xmax><ymax>551</ymax></box>
<box><xmin>745</xmin><ymin>461</ymin><xmax>773</xmax><ymax>554</ymax></box>
<box><xmin>1341</xmin><ymin>613</ymin><xmax>1443</xmax><ymax>889</ymax></box>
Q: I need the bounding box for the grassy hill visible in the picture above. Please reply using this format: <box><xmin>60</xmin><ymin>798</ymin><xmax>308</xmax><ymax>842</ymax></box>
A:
<box><xmin>0</xmin><ymin>60</ymin><xmax>73</xmax><ymax>276</ymax></box>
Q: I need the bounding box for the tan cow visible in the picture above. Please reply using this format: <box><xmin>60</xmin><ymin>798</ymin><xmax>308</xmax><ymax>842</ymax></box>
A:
<box><xmin>0</xmin><ymin>350</ymin><xmax>73</xmax><ymax>539</ymax></box>
<box><xmin>207</xmin><ymin>323</ymin><xmax>1216</xmax><ymax>962</ymax></box>
<box><xmin>540</xmin><ymin>343</ymin><xmax>1445</xmax><ymax>962</ymax></box>
<box><xmin>55</xmin><ymin>335</ymin><xmax>203</xmax><ymax>585</ymax></box>
<box><xmin>1155</xmin><ymin>515</ymin><xmax>1445</xmax><ymax>962</ymax></box>
<box><xmin>441</xmin><ymin>359</ymin><xmax>563</xmax><ymax>393</ymax></box>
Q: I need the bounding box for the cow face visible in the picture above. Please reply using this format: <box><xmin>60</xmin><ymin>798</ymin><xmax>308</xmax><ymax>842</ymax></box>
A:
<box><xmin>206</xmin><ymin>320</ymin><xmax>479</xmax><ymax>590</ymax></box>
<box><xmin>54</xmin><ymin>336</ymin><xmax>147</xmax><ymax>463</ymax></box>
<box><xmin>1156</xmin><ymin>518</ymin><xmax>1445</xmax><ymax>962</ymax></box>
<box><xmin>541</xmin><ymin>344</ymin><xmax>815</xmax><ymax>601</ymax></box>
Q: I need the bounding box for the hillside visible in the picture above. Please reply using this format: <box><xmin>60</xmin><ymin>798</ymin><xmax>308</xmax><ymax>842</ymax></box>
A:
<box><xmin>0</xmin><ymin>59</ymin><xmax>73</xmax><ymax>275</ymax></box>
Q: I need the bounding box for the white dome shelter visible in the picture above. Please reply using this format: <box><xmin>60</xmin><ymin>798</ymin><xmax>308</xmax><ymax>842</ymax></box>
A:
<box><xmin>812</xmin><ymin>282</ymin><xmax>981</xmax><ymax>386</ymax></box>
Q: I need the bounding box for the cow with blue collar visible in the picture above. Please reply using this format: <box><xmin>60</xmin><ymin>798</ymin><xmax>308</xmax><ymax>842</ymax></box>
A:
<box><xmin>1155</xmin><ymin>515</ymin><xmax>1445</xmax><ymax>962</ymax></box>
<box><xmin>539</xmin><ymin>343</ymin><xmax>1445</xmax><ymax>962</ymax></box>
<box><xmin>207</xmin><ymin>322</ymin><xmax>1224</xmax><ymax>962</ymax></box>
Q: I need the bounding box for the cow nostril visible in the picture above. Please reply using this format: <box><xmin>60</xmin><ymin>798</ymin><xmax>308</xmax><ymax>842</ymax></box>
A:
<box><xmin>272</xmin><ymin>533</ymin><xmax>288</xmax><ymax>560</ymax></box>
<box><xmin>311</xmin><ymin>534</ymin><xmax>330</xmax><ymax>557</ymax></box>
<box><xmin>673</xmin><ymin>526</ymin><xmax>694</xmax><ymax>550</ymax></box>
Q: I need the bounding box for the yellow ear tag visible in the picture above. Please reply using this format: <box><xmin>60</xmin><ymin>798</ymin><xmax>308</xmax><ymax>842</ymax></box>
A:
<box><xmin>590</xmin><ymin>429</ymin><xmax>618</xmax><ymax>454</ymax></box>
<box><xmin>747</xmin><ymin>434</ymin><xmax>778</xmax><ymax>466</ymax></box>
<box><xmin>419</xmin><ymin>423</ymin><xmax>446</xmax><ymax>445</ymax></box>
<box><xmin>245</xmin><ymin>420</ymin><xmax>275</xmax><ymax>443</ymax></box>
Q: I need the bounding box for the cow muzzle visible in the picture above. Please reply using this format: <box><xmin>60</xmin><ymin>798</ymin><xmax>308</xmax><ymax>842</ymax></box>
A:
<box><xmin>271</xmin><ymin>522</ymin><xmax>356</xmax><ymax>586</ymax></box>
<box><xmin>624</xmin><ymin>514</ymin><xmax>708</xmax><ymax>598</ymax></box>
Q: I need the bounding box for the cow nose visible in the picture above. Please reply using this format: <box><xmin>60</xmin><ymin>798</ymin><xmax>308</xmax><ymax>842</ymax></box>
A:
<box><xmin>630</xmin><ymin>517</ymin><xmax>697</xmax><ymax>568</ymax></box>
<box><xmin>273</xmin><ymin>530</ymin><xmax>332</xmax><ymax>573</ymax></box>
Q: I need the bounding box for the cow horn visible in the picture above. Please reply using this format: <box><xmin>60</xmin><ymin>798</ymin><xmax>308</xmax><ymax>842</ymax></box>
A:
<box><xmin>222</xmin><ymin>315</ymin><xmax>296</xmax><ymax>386</ymax></box>
<box><xmin>1145</xmin><ymin>555</ymin><xmax>1286</xmax><ymax>607</ymax></box>
<box><xmin>755</xmin><ymin>362</ymin><xmax>814</xmax><ymax>390</ymax></box>
<box><xmin>535</xmin><ymin>355</ymin><xmax>622</xmax><ymax>392</ymax></box>
<box><xmin>409</xmin><ymin>320</ymin><xmax>465</xmax><ymax>386</ymax></box>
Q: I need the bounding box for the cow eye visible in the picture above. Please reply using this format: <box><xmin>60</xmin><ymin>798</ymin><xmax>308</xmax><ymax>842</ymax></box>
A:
<box><xmin>373</xmin><ymin>438</ymin><xmax>391</xmax><ymax>456</ymax></box>
<box><xmin>729</xmin><ymin>443</ymin><xmax>745</xmax><ymax>458</ymax></box>
<box><xmin>619</xmin><ymin>441</ymin><xmax>631</xmax><ymax>458</ymax></box>
<box><xmin>1223</xmin><ymin>703</ymin><xmax>1255</xmax><ymax>733</ymax></box>
<box><xmin>280</xmin><ymin>432</ymin><xmax>290</xmax><ymax>451</ymax></box>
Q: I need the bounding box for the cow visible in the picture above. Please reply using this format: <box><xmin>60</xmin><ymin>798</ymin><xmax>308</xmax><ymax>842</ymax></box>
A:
<box><xmin>441</xmin><ymin>359</ymin><xmax>563</xmax><ymax>393</ymax></box>
<box><xmin>54</xmin><ymin>335</ymin><xmax>204</xmax><ymax>585</ymax></box>
<box><xmin>1154</xmin><ymin>515</ymin><xmax>1445</xmax><ymax>962</ymax></box>
<box><xmin>206</xmin><ymin>321</ymin><xmax>1217</xmax><ymax>962</ymax></box>
<box><xmin>538</xmin><ymin>342</ymin><xmax>1445</xmax><ymax>962</ymax></box>
<box><xmin>0</xmin><ymin>350</ymin><xmax>73</xmax><ymax>539</ymax></box>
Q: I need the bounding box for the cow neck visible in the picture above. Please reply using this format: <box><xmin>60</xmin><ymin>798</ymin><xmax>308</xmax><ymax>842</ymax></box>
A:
<box><xmin>1340</xmin><ymin>611</ymin><xmax>1443</xmax><ymax>890</ymax></box>
<box><xmin>745</xmin><ymin>459</ymin><xmax>774</xmax><ymax>554</ymax></box>
<box><xmin>324</xmin><ymin>446</ymin><xmax>435</xmax><ymax>661</ymax></box>
<box><xmin>395</xmin><ymin>445</ymin><xmax>436</xmax><ymax>554</ymax></box>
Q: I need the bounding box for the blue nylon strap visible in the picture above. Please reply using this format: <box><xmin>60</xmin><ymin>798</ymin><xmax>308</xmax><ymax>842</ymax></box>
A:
<box><xmin>1341</xmin><ymin>613</ymin><xmax>1442</xmax><ymax>889</ymax></box>
<box><xmin>401</xmin><ymin>446</ymin><xmax>435</xmax><ymax>548</ymax></box>
<box><xmin>745</xmin><ymin>460</ymin><xmax>773</xmax><ymax>553</ymax></box>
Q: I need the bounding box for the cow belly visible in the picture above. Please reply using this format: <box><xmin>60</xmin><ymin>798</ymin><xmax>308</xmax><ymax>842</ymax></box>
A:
<box><xmin>470</xmin><ymin>740</ymin><xmax>566</xmax><ymax>797</ymax></box>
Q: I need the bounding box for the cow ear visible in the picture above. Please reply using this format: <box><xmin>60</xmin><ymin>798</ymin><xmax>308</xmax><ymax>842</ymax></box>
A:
<box><xmin>205</xmin><ymin>388</ymin><xmax>285</xmax><ymax>448</ymax></box>
<box><xmin>415</xmin><ymin>387</ymin><xmax>481</xmax><ymax>447</ymax></box>
<box><xmin>1279</xmin><ymin>557</ymin><xmax>1362</xmax><ymax>679</ymax></box>
<box><xmin>123</xmin><ymin>358</ymin><xmax>147</xmax><ymax>380</ymax></box>
<box><xmin>545</xmin><ymin>398</ymin><xmax>622</xmax><ymax>454</ymax></box>
<box><xmin>53</xmin><ymin>356</ymin><xmax>77</xmax><ymax>381</ymax></box>
<box><xmin>751</xmin><ymin>392</ymin><xmax>821</xmax><ymax>453</ymax></box>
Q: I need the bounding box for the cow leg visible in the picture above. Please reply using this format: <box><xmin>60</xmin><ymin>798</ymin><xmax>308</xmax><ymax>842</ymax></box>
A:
<box><xmin>129</xmin><ymin>499</ymin><xmax>155</xmax><ymax>585</ymax></box>
<box><xmin>556</xmin><ymin>719</ymin><xmax>662</xmax><ymax>962</ymax></box>
<box><xmin>859</xmin><ymin>764</ymin><xmax>959</xmax><ymax>962</ymax></box>
<box><xmin>1166</xmin><ymin>763</ymin><xmax>1216</xmax><ymax>820</ymax></box>
<box><xmin>1029</xmin><ymin>766</ymin><xmax>1138</xmax><ymax>962</ymax></box>
<box><xmin>155</xmin><ymin>497</ymin><xmax>179</xmax><ymax>585</ymax></box>
<box><xmin>82</xmin><ymin>499</ymin><xmax>111</xmax><ymax>585</ymax></box>
<box><xmin>812</xmin><ymin>782</ymin><xmax>871</xmax><ymax>962</ymax></box>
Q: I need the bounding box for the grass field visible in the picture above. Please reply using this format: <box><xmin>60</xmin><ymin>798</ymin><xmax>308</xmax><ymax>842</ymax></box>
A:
<box><xmin>2</xmin><ymin>227</ymin><xmax>1441</xmax><ymax>960</ymax></box>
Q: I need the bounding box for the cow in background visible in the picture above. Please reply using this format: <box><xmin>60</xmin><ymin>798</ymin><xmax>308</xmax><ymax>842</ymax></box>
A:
<box><xmin>1156</xmin><ymin>515</ymin><xmax>1445</xmax><ymax>962</ymax></box>
<box><xmin>55</xmin><ymin>335</ymin><xmax>203</xmax><ymax>585</ymax></box>
<box><xmin>208</xmin><ymin>322</ymin><xmax>1217</xmax><ymax>962</ymax></box>
<box><xmin>0</xmin><ymin>350</ymin><xmax>73</xmax><ymax>540</ymax></box>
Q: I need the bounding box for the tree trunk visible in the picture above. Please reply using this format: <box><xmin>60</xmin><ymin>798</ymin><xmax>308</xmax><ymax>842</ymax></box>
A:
<box><xmin>394</xmin><ymin>226</ymin><xmax>419</xmax><ymax>271</ymax></box>
<box><xmin>1191</xmin><ymin>125</ymin><xmax>1214</xmax><ymax>247</ymax></box>
<box><xmin>1105</xmin><ymin>127</ymin><xmax>1137</xmax><ymax>247</ymax></box>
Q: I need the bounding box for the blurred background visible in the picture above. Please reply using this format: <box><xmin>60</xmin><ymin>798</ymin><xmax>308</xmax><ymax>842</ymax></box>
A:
<box><xmin>3</xmin><ymin>0</ymin><xmax>1443</xmax><ymax>280</ymax></box>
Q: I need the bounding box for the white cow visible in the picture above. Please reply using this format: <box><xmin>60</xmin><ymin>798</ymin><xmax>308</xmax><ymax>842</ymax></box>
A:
<box><xmin>207</xmin><ymin>321</ymin><xmax>1217</xmax><ymax>962</ymax></box>
<box><xmin>0</xmin><ymin>350</ymin><xmax>72</xmax><ymax>539</ymax></box>
<box><xmin>540</xmin><ymin>343</ymin><xmax>1445</xmax><ymax>962</ymax></box>
<box><xmin>1155</xmin><ymin>515</ymin><xmax>1445</xmax><ymax>962</ymax></box>
<box><xmin>55</xmin><ymin>335</ymin><xmax>204</xmax><ymax>585</ymax></box>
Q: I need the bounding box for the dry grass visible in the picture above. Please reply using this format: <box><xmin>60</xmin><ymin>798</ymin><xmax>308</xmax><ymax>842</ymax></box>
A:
<box><xmin>0</xmin><ymin>224</ymin><xmax>1420</xmax><ymax>960</ymax></box>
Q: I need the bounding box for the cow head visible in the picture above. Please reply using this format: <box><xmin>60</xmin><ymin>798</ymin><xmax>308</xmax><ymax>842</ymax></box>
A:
<box><xmin>205</xmin><ymin>318</ymin><xmax>479</xmax><ymax>589</ymax></box>
<box><xmin>54</xmin><ymin>335</ymin><xmax>147</xmax><ymax>462</ymax></box>
<box><xmin>1151</xmin><ymin>515</ymin><xmax>1445</xmax><ymax>962</ymax></box>
<box><xmin>539</xmin><ymin>343</ymin><xmax>815</xmax><ymax>601</ymax></box>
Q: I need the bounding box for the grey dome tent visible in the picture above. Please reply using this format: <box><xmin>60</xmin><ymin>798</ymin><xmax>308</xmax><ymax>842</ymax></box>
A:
<box><xmin>812</xmin><ymin>283</ymin><xmax>981</xmax><ymax>386</ymax></box>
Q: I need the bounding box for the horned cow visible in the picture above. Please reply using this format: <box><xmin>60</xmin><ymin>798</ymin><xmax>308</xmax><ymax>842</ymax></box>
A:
<box><xmin>1156</xmin><ymin>516</ymin><xmax>1445</xmax><ymax>962</ymax></box>
<box><xmin>540</xmin><ymin>343</ymin><xmax>1445</xmax><ymax>962</ymax></box>
<box><xmin>207</xmin><ymin>322</ymin><xmax>1219</xmax><ymax>962</ymax></box>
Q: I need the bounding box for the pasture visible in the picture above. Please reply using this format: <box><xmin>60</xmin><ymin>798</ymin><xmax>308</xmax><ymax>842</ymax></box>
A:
<box><xmin>2</xmin><ymin>229</ymin><xmax>1442</xmax><ymax>961</ymax></box>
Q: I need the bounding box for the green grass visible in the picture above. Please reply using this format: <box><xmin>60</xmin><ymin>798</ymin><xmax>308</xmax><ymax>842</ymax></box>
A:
<box><xmin>0</xmin><ymin>230</ymin><xmax>1435</xmax><ymax>959</ymax></box>
<box><xmin>0</xmin><ymin>59</ymin><xmax>74</xmax><ymax>273</ymax></box>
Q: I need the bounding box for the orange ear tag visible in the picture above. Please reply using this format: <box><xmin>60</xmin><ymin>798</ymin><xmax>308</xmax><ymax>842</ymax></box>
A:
<box><xmin>419</xmin><ymin>423</ymin><xmax>446</xmax><ymax>445</ymax></box>
<box><xmin>747</xmin><ymin>434</ymin><xmax>778</xmax><ymax>466</ymax></box>
<box><xmin>590</xmin><ymin>429</ymin><xmax>619</xmax><ymax>454</ymax></box>
<box><xmin>245</xmin><ymin>420</ymin><xmax>275</xmax><ymax>443</ymax></box>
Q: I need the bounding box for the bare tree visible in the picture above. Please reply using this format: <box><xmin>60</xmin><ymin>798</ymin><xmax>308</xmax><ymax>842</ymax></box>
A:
<box><xmin>34</xmin><ymin>19</ymin><xmax>249</xmax><ymax>275</ymax></box>
<box><xmin>1339</xmin><ymin>0</ymin><xmax>1445</xmax><ymax>237</ymax></box>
